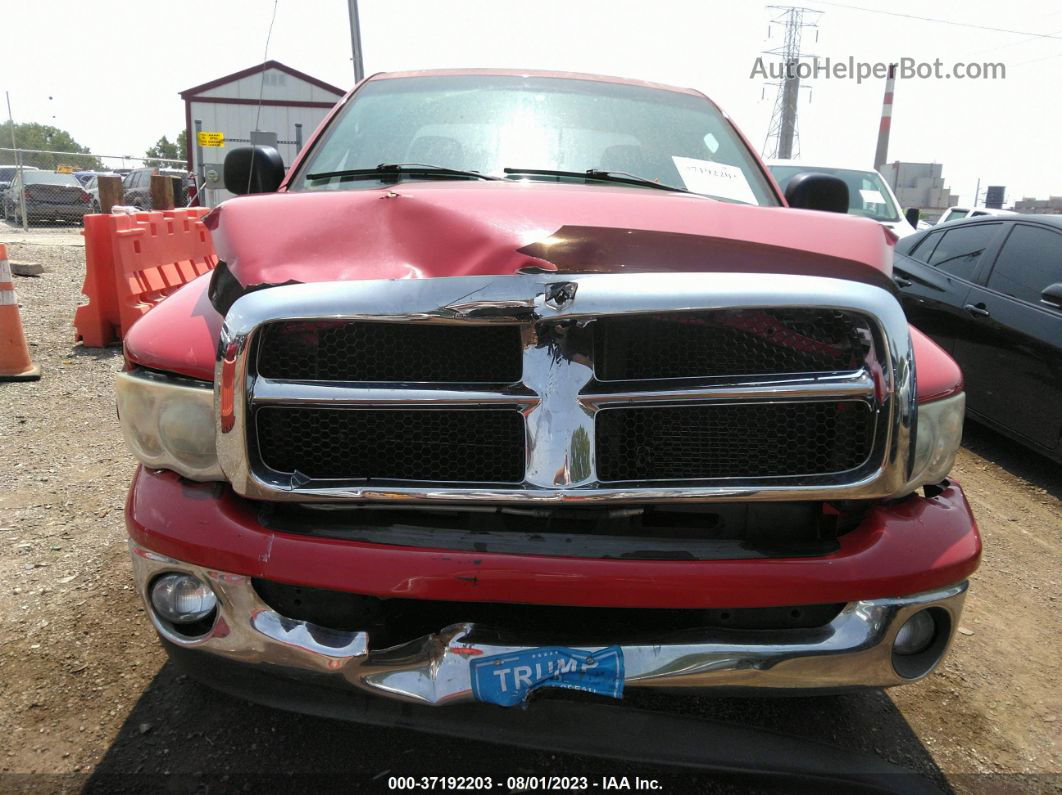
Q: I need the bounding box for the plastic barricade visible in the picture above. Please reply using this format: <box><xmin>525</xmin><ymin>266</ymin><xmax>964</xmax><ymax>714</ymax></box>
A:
<box><xmin>75</xmin><ymin>208</ymin><xmax>216</xmax><ymax>347</ymax></box>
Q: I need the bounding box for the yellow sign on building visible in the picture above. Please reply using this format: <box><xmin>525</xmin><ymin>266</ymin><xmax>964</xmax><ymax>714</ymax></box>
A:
<box><xmin>197</xmin><ymin>132</ymin><xmax>225</xmax><ymax>148</ymax></box>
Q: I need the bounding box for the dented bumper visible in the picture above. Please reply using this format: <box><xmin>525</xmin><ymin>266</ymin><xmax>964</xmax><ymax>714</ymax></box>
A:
<box><xmin>130</xmin><ymin>538</ymin><xmax>969</xmax><ymax>705</ymax></box>
<box><xmin>126</xmin><ymin>467</ymin><xmax>980</xmax><ymax>706</ymax></box>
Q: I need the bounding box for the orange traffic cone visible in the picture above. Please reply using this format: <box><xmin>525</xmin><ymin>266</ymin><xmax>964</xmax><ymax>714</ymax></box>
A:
<box><xmin>0</xmin><ymin>243</ymin><xmax>41</xmax><ymax>381</ymax></box>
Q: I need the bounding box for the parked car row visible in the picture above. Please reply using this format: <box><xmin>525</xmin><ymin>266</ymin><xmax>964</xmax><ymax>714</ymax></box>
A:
<box><xmin>1</xmin><ymin>166</ymin><xmax>195</xmax><ymax>224</ymax></box>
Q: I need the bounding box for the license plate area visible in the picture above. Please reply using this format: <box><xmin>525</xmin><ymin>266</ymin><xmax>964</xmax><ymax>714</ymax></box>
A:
<box><xmin>469</xmin><ymin>645</ymin><xmax>624</xmax><ymax>707</ymax></box>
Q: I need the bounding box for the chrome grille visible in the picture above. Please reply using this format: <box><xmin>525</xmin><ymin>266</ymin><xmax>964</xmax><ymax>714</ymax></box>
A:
<box><xmin>216</xmin><ymin>272</ymin><xmax>914</xmax><ymax>503</ymax></box>
<box><xmin>255</xmin><ymin>407</ymin><xmax>525</xmax><ymax>482</ymax></box>
<box><xmin>596</xmin><ymin>401</ymin><xmax>874</xmax><ymax>482</ymax></box>
<box><xmin>256</xmin><ymin>320</ymin><xmax>522</xmax><ymax>383</ymax></box>
<box><xmin>593</xmin><ymin>309</ymin><xmax>869</xmax><ymax>381</ymax></box>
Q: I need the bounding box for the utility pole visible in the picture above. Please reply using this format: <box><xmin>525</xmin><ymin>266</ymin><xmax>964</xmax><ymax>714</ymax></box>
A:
<box><xmin>762</xmin><ymin>6</ymin><xmax>822</xmax><ymax>160</ymax></box>
<box><xmin>873</xmin><ymin>64</ymin><xmax>897</xmax><ymax>172</ymax></box>
<box><xmin>347</xmin><ymin>0</ymin><xmax>365</xmax><ymax>83</ymax></box>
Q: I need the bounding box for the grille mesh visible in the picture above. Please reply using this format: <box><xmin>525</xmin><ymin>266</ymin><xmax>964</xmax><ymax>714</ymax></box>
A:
<box><xmin>596</xmin><ymin>402</ymin><xmax>874</xmax><ymax>481</ymax></box>
<box><xmin>257</xmin><ymin>321</ymin><xmax>522</xmax><ymax>383</ymax></box>
<box><xmin>594</xmin><ymin>309</ymin><xmax>869</xmax><ymax>381</ymax></box>
<box><xmin>256</xmin><ymin>408</ymin><xmax>526</xmax><ymax>482</ymax></box>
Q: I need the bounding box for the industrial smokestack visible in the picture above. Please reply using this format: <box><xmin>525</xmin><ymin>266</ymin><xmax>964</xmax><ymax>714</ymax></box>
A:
<box><xmin>873</xmin><ymin>63</ymin><xmax>897</xmax><ymax>172</ymax></box>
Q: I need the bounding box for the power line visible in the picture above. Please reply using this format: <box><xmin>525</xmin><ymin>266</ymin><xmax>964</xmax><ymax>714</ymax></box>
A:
<box><xmin>1012</xmin><ymin>49</ymin><xmax>1062</xmax><ymax>67</ymax></box>
<box><xmin>964</xmin><ymin>27</ymin><xmax>1062</xmax><ymax>57</ymax></box>
<box><xmin>804</xmin><ymin>1</ymin><xmax>1062</xmax><ymax>40</ymax></box>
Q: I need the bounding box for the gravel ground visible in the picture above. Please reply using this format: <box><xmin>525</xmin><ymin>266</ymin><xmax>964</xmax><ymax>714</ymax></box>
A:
<box><xmin>0</xmin><ymin>228</ymin><xmax>1059</xmax><ymax>793</ymax></box>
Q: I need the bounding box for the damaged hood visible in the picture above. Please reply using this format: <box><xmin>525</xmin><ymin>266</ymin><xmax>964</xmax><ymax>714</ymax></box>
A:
<box><xmin>204</xmin><ymin>180</ymin><xmax>896</xmax><ymax>298</ymax></box>
<box><xmin>127</xmin><ymin>181</ymin><xmax>901</xmax><ymax>382</ymax></box>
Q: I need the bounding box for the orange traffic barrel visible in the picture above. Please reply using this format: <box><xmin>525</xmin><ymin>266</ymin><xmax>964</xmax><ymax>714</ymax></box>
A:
<box><xmin>0</xmin><ymin>243</ymin><xmax>41</xmax><ymax>381</ymax></box>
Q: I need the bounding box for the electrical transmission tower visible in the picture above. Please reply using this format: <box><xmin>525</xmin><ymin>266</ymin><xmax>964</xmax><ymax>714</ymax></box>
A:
<box><xmin>761</xmin><ymin>5</ymin><xmax>822</xmax><ymax>160</ymax></box>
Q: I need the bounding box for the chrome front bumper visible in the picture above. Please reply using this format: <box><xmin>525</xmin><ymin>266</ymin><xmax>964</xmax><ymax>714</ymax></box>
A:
<box><xmin>131</xmin><ymin>541</ymin><xmax>967</xmax><ymax>705</ymax></box>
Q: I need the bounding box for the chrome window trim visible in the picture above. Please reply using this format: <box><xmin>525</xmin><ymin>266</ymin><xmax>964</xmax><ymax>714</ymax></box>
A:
<box><xmin>216</xmin><ymin>272</ymin><xmax>915</xmax><ymax>503</ymax></box>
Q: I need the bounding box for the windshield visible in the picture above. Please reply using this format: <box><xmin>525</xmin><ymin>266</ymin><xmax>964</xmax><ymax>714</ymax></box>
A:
<box><xmin>25</xmin><ymin>172</ymin><xmax>83</xmax><ymax>187</ymax></box>
<box><xmin>291</xmin><ymin>75</ymin><xmax>779</xmax><ymax>205</ymax></box>
<box><xmin>769</xmin><ymin>165</ymin><xmax>901</xmax><ymax>222</ymax></box>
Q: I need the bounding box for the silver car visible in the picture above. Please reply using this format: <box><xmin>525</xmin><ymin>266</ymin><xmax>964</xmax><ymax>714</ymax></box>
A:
<box><xmin>3</xmin><ymin>171</ymin><xmax>92</xmax><ymax>224</ymax></box>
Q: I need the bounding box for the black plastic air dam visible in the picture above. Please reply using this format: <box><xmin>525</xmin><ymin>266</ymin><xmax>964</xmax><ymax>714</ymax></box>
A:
<box><xmin>250</xmin><ymin>579</ymin><xmax>845</xmax><ymax>645</ymax></box>
<box><xmin>259</xmin><ymin>501</ymin><xmax>851</xmax><ymax>561</ymax></box>
<box><xmin>162</xmin><ymin>640</ymin><xmax>939</xmax><ymax>794</ymax></box>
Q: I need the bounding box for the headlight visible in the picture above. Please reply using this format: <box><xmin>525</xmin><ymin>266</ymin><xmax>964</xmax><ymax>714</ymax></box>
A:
<box><xmin>116</xmin><ymin>370</ymin><xmax>223</xmax><ymax>481</ymax></box>
<box><xmin>907</xmin><ymin>392</ymin><xmax>964</xmax><ymax>491</ymax></box>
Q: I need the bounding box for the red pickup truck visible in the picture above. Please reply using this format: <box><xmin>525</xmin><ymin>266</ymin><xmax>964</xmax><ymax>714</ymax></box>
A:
<box><xmin>117</xmin><ymin>69</ymin><xmax>979</xmax><ymax>716</ymax></box>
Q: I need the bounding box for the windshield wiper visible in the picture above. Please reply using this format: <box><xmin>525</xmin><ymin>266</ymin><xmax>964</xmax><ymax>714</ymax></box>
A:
<box><xmin>305</xmin><ymin>163</ymin><xmax>501</xmax><ymax>182</ymax></box>
<box><xmin>503</xmin><ymin>167</ymin><xmax>691</xmax><ymax>194</ymax></box>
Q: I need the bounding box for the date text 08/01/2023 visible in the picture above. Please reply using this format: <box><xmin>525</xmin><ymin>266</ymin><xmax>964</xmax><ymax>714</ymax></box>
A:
<box><xmin>387</xmin><ymin>775</ymin><xmax>663</xmax><ymax>790</ymax></box>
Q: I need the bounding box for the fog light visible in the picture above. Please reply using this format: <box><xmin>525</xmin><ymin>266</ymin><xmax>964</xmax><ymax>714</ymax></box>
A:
<box><xmin>894</xmin><ymin>610</ymin><xmax>936</xmax><ymax>655</ymax></box>
<box><xmin>150</xmin><ymin>573</ymin><xmax>217</xmax><ymax>624</ymax></box>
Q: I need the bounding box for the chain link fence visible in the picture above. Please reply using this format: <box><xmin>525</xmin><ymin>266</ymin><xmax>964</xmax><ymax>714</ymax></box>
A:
<box><xmin>1</xmin><ymin>148</ymin><xmax>198</xmax><ymax>229</ymax></box>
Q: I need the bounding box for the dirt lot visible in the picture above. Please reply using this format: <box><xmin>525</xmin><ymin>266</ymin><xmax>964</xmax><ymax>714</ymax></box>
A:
<box><xmin>0</xmin><ymin>228</ymin><xmax>1059</xmax><ymax>792</ymax></box>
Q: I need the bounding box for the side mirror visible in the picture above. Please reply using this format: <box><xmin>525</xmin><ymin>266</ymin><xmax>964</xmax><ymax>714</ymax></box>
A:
<box><xmin>905</xmin><ymin>207</ymin><xmax>920</xmax><ymax>227</ymax></box>
<box><xmin>1042</xmin><ymin>283</ymin><xmax>1062</xmax><ymax>310</ymax></box>
<box><xmin>784</xmin><ymin>172</ymin><xmax>849</xmax><ymax>214</ymax></box>
<box><xmin>224</xmin><ymin>146</ymin><xmax>285</xmax><ymax>195</ymax></box>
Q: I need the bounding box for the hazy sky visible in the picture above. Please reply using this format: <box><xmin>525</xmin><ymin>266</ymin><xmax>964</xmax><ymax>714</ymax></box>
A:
<box><xmin>4</xmin><ymin>0</ymin><xmax>1059</xmax><ymax>205</ymax></box>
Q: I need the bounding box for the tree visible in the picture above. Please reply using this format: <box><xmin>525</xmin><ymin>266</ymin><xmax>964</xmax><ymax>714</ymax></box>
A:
<box><xmin>0</xmin><ymin>121</ymin><xmax>102</xmax><ymax>170</ymax></box>
<box><xmin>145</xmin><ymin>130</ymin><xmax>188</xmax><ymax>168</ymax></box>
